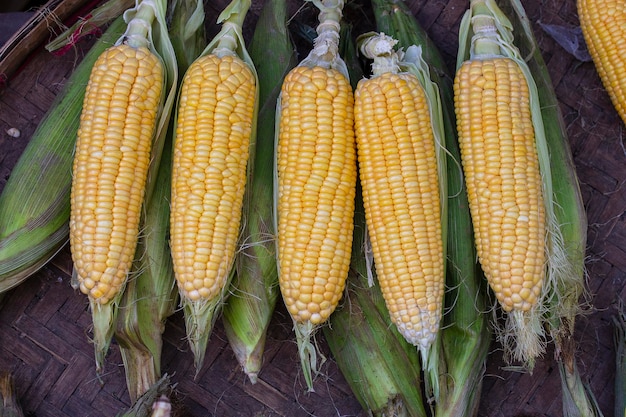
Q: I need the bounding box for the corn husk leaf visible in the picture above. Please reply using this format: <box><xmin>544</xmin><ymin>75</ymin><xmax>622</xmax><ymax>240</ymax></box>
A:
<box><xmin>115</xmin><ymin>374</ymin><xmax>174</xmax><ymax>417</ymax></box>
<box><xmin>83</xmin><ymin>0</ymin><xmax>179</xmax><ymax>374</ymax></box>
<box><xmin>325</xmin><ymin>188</ymin><xmax>428</xmax><ymax>416</ymax></box>
<box><xmin>0</xmin><ymin>372</ymin><xmax>25</xmax><ymax>417</ymax></box>
<box><xmin>172</xmin><ymin>0</ymin><xmax>260</xmax><ymax>375</ymax></box>
<box><xmin>0</xmin><ymin>16</ymin><xmax>126</xmax><ymax>294</ymax></box>
<box><xmin>114</xmin><ymin>134</ymin><xmax>177</xmax><ymax>402</ymax></box>
<box><xmin>371</xmin><ymin>1</ymin><xmax>491</xmax><ymax>413</ymax></box>
<box><xmin>45</xmin><ymin>0</ymin><xmax>135</xmax><ymax>53</ymax></box>
<box><xmin>222</xmin><ymin>0</ymin><xmax>297</xmax><ymax>383</ymax></box>
<box><xmin>166</xmin><ymin>0</ymin><xmax>206</xmax><ymax>74</ymax></box>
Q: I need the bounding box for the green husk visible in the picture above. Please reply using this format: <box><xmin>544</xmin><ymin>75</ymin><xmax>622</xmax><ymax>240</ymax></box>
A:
<box><xmin>372</xmin><ymin>0</ymin><xmax>491</xmax><ymax>413</ymax></box>
<box><xmin>113</xmin><ymin>0</ymin><xmax>206</xmax><ymax>402</ymax></box>
<box><xmin>325</xmin><ymin>190</ymin><xmax>428</xmax><ymax>416</ymax></box>
<box><xmin>45</xmin><ymin>0</ymin><xmax>135</xmax><ymax>53</ymax></box>
<box><xmin>114</xmin><ymin>134</ymin><xmax>177</xmax><ymax>402</ymax></box>
<box><xmin>166</xmin><ymin>0</ymin><xmax>206</xmax><ymax>75</ymax></box>
<box><xmin>615</xmin><ymin>300</ymin><xmax>626</xmax><ymax>417</ymax></box>
<box><xmin>222</xmin><ymin>0</ymin><xmax>297</xmax><ymax>384</ymax></box>
<box><xmin>0</xmin><ymin>16</ymin><xmax>125</xmax><ymax>293</ymax></box>
<box><xmin>173</xmin><ymin>0</ymin><xmax>260</xmax><ymax>375</ymax></box>
<box><xmin>0</xmin><ymin>372</ymin><xmax>25</xmax><ymax>417</ymax></box>
<box><xmin>84</xmin><ymin>0</ymin><xmax>179</xmax><ymax>374</ymax></box>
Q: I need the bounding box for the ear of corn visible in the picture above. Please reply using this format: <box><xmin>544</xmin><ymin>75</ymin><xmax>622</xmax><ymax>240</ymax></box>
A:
<box><xmin>497</xmin><ymin>1</ymin><xmax>599</xmax><ymax>415</ymax></box>
<box><xmin>113</xmin><ymin>0</ymin><xmax>207</xmax><ymax>403</ymax></box>
<box><xmin>455</xmin><ymin>0</ymin><xmax>547</xmax><ymax>368</ymax></box>
<box><xmin>353</xmin><ymin>32</ymin><xmax>447</xmax><ymax>400</ymax></box>
<box><xmin>372</xmin><ymin>0</ymin><xmax>492</xmax><ymax>413</ymax></box>
<box><xmin>455</xmin><ymin>0</ymin><xmax>587</xmax><ymax>373</ymax></box>
<box><xmin>578</xmin><ymin>0</ymin><xmax>626</xmax><ymax>126</ymax></box>
<box><xmin>0</xmin><ymin>17</ymin><xmax>126</xmax><ymax>294</ymax></box>
<box><xmin>324</xmin><ymin>31</ymin><xmax>428</xmax><ymax>412</ymax></box>
<box><xmin>69</xmin><ymin>0</ymin><xmax>179</xmax><ymax>373</ymax></box>
<box><xmin>169</xmin><ymin>0</ymin><xmax>259</xmax><ymax>373</ymax></box>
<box><xmin>221</xmin><ymin>0</ymin><xmax>297</xmax><ymax>383</ymax></box>
<box><xmin>275</xmin><ymin>0</ymin><xmax>356</xmax><ymax>391</ymax></box>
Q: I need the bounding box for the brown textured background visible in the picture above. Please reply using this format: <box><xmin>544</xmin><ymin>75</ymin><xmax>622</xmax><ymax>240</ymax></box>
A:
<box><xmin>0</xmin><ymin>0</ymin><xmax>622</xmax><ymax>416</ymax></box>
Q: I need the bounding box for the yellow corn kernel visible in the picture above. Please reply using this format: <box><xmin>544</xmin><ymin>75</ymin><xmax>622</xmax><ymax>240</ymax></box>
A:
<box><xmin>70</xmin><ymin>43</ymin><xmax>164</xmax><ymax>305</ymax></box>
<box><xmin>277</xmin><ymin>65</ymin><xmax>357</xmax><ymax>325</ymax></box>
<box><xmin>578</xmin><ymin>0</ymin><xmax>626</xmax><ymax>125</ymax></box>
<box><xmin>170</xmin><ymin>53</ymin><xmax>256</xmax><ymax>302</ymax></box>
<box><xmin>453</xmin><ymin>57</ymin><xmax>546</xmax><ymax>312</ymax></box>
<box><xmin>354</xmin><ymin>71</ymin><xmax>444</xmax><ymax>349</ymax></box>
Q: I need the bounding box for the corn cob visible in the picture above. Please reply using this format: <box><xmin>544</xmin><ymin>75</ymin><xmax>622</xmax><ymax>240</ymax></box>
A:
<box><xmin>354</xmin><ymin>32</ymin><xmax>447</xmax><ymax>395</ymax></box>
<box><xmin>454</xmin><ymin>0</ymin><xmax>577</xmax><ymax>370</ymax></box>
<box><xmin>275</xmin><ymin>0</ymin><xmax>356</xmax><ymax>391</ymax></box>
<box><xmin>372</xmin><ymin>0</ymin><xmax>492</xmax><ymax>412</ymax></box>
<box><xmin>114</xmin><ymin>0</ymin><xmax>206</xmax><ymax>402</ymax></box>
<box><xmin>170</xmin><ymin>0</ymin><xmax>258</xmax><ymax>373</ymax></box>
<box><xmin>578</xmin><ymin>0</ymin><xmax>626</xmax><ymax>126</ymax></box>
<box><xmin>0</xmin><ymin>17</ymin><xmax>126</xmax><ymax>293</ymax></box>
<box><xmin>324</xmin><ymin>31</ymin><xmax>428</xmax><ymax>411</ymax></box>
<box><xmin>69</xmin><ymin>0</ymin><xmax>178</xmax><ymax>372</ymax></box>
<box><xmin>497</xmin><ymin>1</ymin><xmax>598</xmax><ymax>415</ymax></box>
<box><xmin>71</xmin><ymin>43</ymin><xmax>164</xmax><ymax>304</ymax></box>
<box><xmin>222</xmin><ymin>0</ymin><xmax>297</xmax><ymax>383</ymax></box>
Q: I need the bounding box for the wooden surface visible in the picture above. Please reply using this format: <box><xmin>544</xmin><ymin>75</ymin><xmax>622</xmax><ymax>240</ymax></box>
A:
<box><xmin>0</xmin><ymin>0</ymin><xmax>622</xmax><ymax>416</ymax></box>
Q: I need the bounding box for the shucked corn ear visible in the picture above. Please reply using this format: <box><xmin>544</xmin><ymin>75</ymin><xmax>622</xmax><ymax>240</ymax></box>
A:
<box><xmin>371</xmin><ymin>0</ymin><xmax>492</xmax><ymax>412</ymax></box>
<box><xmin>454</xmin><ymin>0</ymin><xmax>547</xmax><ymax>366</ymax></box>
<box><xmin>275</xmin><ymin>0</ymin><xmax>356</xmax><ymax>391</ymax></box>
<box><xmin>354</xmin><ymin>32</ymin><xmax>447</xmax><ymax>395</ymax></box>
<box><xmin>70</xmin><ymin>0</ymin><xmax>178</xmax><ymax>372</ymax></box>
<box><xmin>455</xmin><ymin>0</ymin><xmax>577</xmax><ymax>369</ymax></box>
<box><xmin>578</xmin><ymin>0</ymin><xmax>626</xmax><ymax>126</ymax></box>
<box><xmin>170</xmin><ymin>0</ymin><xmax>258</xmax><ymax>373</ymax></box>
<box><xmin>0</xmin><ymin>17</ymin><xmax>126</xmax><ymax>293</ymax></box>
<box><xmin>114</xmin><ymin>0</ymin><xmax>207</xmax><ymax>402</ymax></box>
<box><xmin>497</xmin><ymin>1</ymin><xmax>597</xmax><ymax>415</ymax></box>
<box><xmin>71</xmin><ymin>41</ymin><xmax>164</xmax><ymax>305</ymax></box>
<box><xmin>222</xmin><ymin>0</ymin><xmax>297</xmax><ymax>383</ymax></box>
<box><xmin>324</xmin><ymin>30</ymin><xmax>428</xmax><ymax>416</ymax></box>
